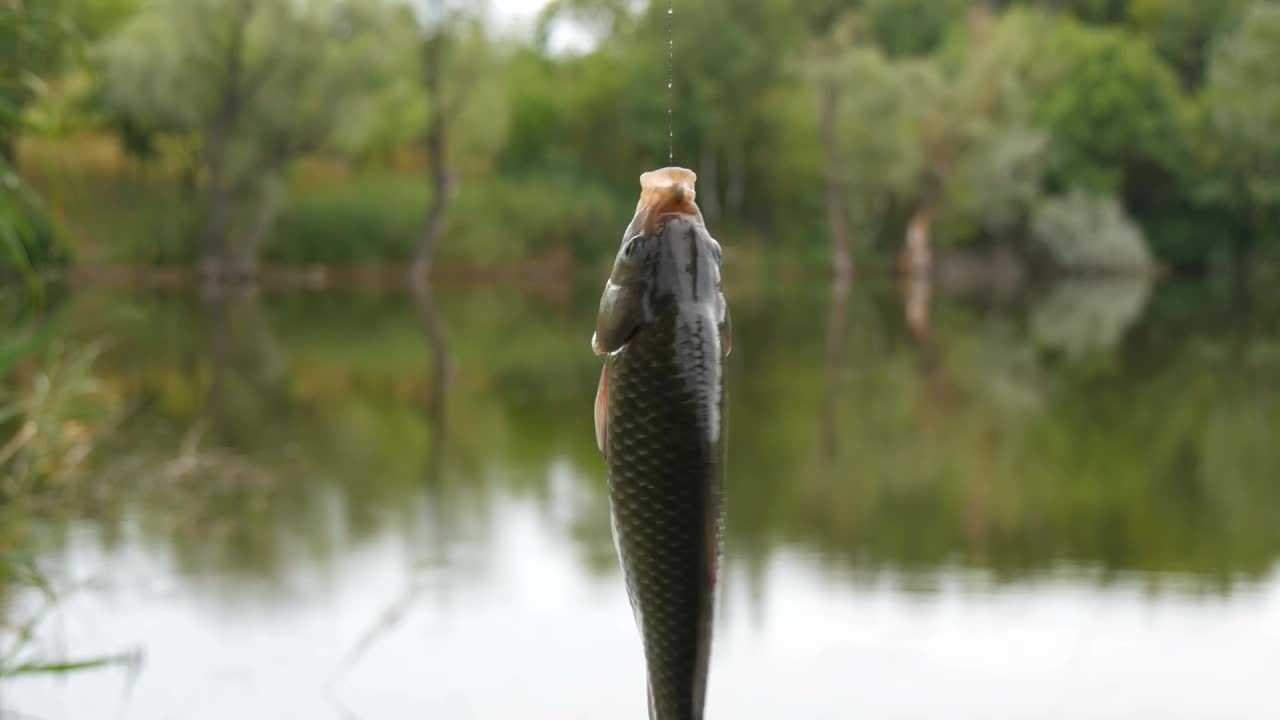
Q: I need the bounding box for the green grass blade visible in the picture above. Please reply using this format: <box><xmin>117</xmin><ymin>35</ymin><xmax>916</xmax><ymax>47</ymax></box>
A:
<box><xmin>1</xmin><ymin>653</ymin><xmax>138</xmax><ymax>678</ymax></box>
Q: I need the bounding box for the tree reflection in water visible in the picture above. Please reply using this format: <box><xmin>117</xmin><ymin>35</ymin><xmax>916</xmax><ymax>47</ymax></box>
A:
<box><xmin>23</xmin><ymin>277</ymin><xmax>1280</xmax><ymax>593</ymax></box>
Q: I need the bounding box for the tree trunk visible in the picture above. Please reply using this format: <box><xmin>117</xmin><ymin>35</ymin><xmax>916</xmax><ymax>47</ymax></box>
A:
<box><xmin>817</xmin><ymin>83</ymin><xmax>853</xmax><ymax>288</ymax></box>
<box><xmin>412</xmin><ymin>277</ymin><xmax>450</xmax><ymax>490</ymax></box>
<box><xmin>818</xmin><ymin>269</ymin><xmax>851</xmax><ymax>466</ymax></box>
<box><xmin>411</xmin><ymin>34</ymin><xmax>453</xmax><ymax>292</ymax></box>
<box><xmin>180</xmin><ymin>157</ymin><xmax>199</xmax><ymax>202</ymax></box>
<box><xmin>411</xmin><ymin>126</ymin><xmax>452</xmax><ymax>291</ymax></box>
<box><xmin>233</xmin><ymin>174</ymin><xmax>283</xmax><ymax>279</ymax></box>
<box><xmin>202</xmin><ymin>124</ymin><xmax>233</xmax><ymax>279</ymax></box>
<box><xmin>200</xmin><ymin>285</ymin><xmax>231</xmax><ymax>436</ymax></box>
<box><xmin>903</xmin><ymin>272</ymin><xmax>932</xmax><ymax>341</ymax></box>
<box><xmin>900</xmin><ymin>204</ymin><xmax>933</xmax><ymax>279</ymax></box>
<box><xmin>823</xmin><ymin>175</ymin><xmax>853</xmax><ymax>289</ymax></box>
<box><xmin>200</xmin><ymin>3</ymin><xmax>251</xmax><ymax>280</ymax></box>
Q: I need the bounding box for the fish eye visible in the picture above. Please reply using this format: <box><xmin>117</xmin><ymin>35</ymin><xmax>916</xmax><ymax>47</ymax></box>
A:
<box><xmin>623</xmin><ymin>235</ymin><xmax>642</xmax><ymax>257</ymax></box>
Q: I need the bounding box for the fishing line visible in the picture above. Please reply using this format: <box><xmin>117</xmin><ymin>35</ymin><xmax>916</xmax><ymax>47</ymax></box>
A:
<box><xmin>667</xmin><ymin>0</ymin><xmax>674</xmax><ymax>163</ymax></box>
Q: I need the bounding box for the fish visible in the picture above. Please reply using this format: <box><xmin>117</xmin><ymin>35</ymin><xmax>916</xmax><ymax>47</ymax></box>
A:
<box><xmin>592</xmin><ymin>167</ymin><xmax>731</xmax><ymax>720</ymax></box>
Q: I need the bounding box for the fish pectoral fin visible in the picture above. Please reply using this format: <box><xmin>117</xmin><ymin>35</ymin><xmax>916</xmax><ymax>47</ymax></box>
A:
<box><xmin>594</xmin><ymin>362</ymin><xmax>609</xmax><ymax>455</ymax></box>
<box><xmin>594</xmin><ymin>280</ymin><xmax>646</xmax><ymax>355</ymax></box>
<box><xmin>719</xmin><ymin>299</ymin><xmax>732</xmax><ymax>357</ymax></box>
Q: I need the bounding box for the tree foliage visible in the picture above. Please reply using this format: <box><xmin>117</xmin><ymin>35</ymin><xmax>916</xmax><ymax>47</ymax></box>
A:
<box><xmin>0</xmin><ymin>163</ymin><xmax>68</xmax><ymax>276</ymax></box>
<box><xmin>9</xmin><ymin>0</ymin><xmax>1279</xmax><ymax>271</ymax></box>
<box><xmin>0</xmin><ymin>0</ymin><xmax>134</xmax><ymax>163</ymax></box>
<box><xmin>97</xmin><ymin>0</ymin><xmax>422</xmax><ymax>268</ymax></box>
<box><xmin>1029</xmin><ymin>18</ymin><xmax>1189</xmax><ymax>203</ymax></box>
<box><xmin>1</xmin><ymin>0</ymin><xmax>80</xmax><ymax>161</ymax></box>
<box><xmin>1200</xmin><ymin>2</ymin><xmax>1280</xmax><ymax>243</ymax></box>
<box><xmin>812</xmin><ymin>8</ymin><xmax>1050</xmax><ymax>264</ymax></box>
<box><xmin>863</xmin><ymin>0</ymin><xmax>969</xmax><ymax>57</ymax></box>
<box><xmin>1127</xmin><ymin>0</ymin><xmax>1253</xmax><ymax>88</ymax></box>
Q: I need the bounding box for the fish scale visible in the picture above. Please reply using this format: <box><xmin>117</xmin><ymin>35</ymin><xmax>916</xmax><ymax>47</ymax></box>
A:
<box><xmin>607</xmin><ymin>304</ymin><xmax>723</xmax><ymax>720</ymax></box>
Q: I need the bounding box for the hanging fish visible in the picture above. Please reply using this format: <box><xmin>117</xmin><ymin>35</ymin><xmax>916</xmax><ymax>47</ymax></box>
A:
<box><xmin>592</xmin><ymin>167</ymin><xmax>731</xmax><ymax>720</ymax></box>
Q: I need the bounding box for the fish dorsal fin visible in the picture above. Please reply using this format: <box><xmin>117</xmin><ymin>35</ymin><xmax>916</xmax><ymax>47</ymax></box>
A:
<box><xmin>594</xmin><ymin>362</ymin><xmax>609</xmax><ymax>455</ymax></box>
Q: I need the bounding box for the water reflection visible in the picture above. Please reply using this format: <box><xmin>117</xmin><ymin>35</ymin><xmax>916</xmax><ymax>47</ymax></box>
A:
<box><xmin>1029</xmin><ymin>277</ymin><xmax>1153</xmax><ymax>355</ymax></box>
<box><xmin>5</xmin><ymin>277</ymin><xmax>1280</xmax><ymax>719</ymax></box>
<box><xmin>819</xmin><ymin>272</ymin><xmax>850</xmax><ymax>466</ymax></box>
<box><xmin>411</xmin><ymin>279</ymin><xmax>449</xmax><ymax>491</ymax></box>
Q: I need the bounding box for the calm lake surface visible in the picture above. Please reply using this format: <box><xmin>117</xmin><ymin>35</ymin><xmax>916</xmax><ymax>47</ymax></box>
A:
<box><xmin>5</xmin><ymin>276</ymin><xmax>1280</xmax><ymax>719</ymax></box>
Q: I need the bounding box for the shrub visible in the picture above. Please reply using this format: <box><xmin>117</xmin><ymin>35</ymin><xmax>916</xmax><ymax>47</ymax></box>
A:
<box><xmin>1031</xmin><ymin>190</ymin><xmax>1154</xmax><ymax>272</ymax></box>
<box><xmin>0</xmin><ymin>167</ymin><xmax>71</xmax><ymax>277</ymax></box>
<box><xmin>265</xmin><ymin>176</ymin><xmax>427</xmax><ymax>265</ymax></box>
<box><xmin>447</xmin><ymin>174</ymin><xmax>627</xmax><ymax>265</ymax></box>
<box><xmin>265</xmin><ymin>173</ymin><xmax>628</xmax><ymax>266</ymax></box>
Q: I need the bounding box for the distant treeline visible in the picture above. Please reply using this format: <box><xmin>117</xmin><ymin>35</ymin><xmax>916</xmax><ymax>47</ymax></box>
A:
<box><xmin>3</xmin><ymin>0</ymin><xmax>1278</xmax><ymax>277</ymax></box>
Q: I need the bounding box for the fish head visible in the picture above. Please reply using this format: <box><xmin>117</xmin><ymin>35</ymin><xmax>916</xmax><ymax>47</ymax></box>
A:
<box><xmin>592</xmin><ymin>167</ymin><xmax>725</xmax><ymax>356</ymax></box>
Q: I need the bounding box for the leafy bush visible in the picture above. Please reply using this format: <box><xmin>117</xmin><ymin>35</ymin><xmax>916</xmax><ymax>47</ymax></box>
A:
<box><xmin>17</xmin><ymin>143</ymin><xmax>201</xmax><ymax>266</ymax></box>
<box><xmin>1031</xmin><ymin>190</ymin><xmax>1154</xmax><ymax>272</ymax></box>
<box><xmin>0</xmin><ymin>167</ymin><xmax>71</xmax><ymax>277</ymax></box>
<box><xmin>1199</xmin><ymin>2</ymin><xmax>1280</xmax><ymax>252</ymax></box>
<box><xmin>103</xmin><ymin>208</ymin><xmax>201</xmax><ymax>265</ymax></box>
<box><xmin>265</xmin><ymin>176</ymin><xmax>427</xmax><ymax>264</ymax></box>
<box><xmin>447</xmin><ymin>174</ymin><xmax>627</xmax><ymax>265</ymax></box>
<box><xmin>265</xmin><ymin>173</ymin><xmax>627</xmax><ymax>266</ymax></box>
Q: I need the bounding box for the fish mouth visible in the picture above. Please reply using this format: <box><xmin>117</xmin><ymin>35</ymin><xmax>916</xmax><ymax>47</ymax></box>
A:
<box><xmin>634</xmin><ymin>167</ymin><xmax>704</xmax><ymax>235</ymax></box>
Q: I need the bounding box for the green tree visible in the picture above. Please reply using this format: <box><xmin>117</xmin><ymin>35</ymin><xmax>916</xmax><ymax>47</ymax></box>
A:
<box><xmin>535</xmin><ymin>0</ymin><xmax>809</xmax><ymax>228</ymax></box>
<box><xmin>997</xmin><ymin>0</ymin><xmax>1132</xmax><ymax>24</ymax></box>
<box><xmin>0</xmin><ymin>0</ymin><xmax>131</xmax><ymax>274</ymax></box>
<box><xmin>812</xmin><ymin>8</ymin><xmax>1049</xmax><ymax>276</ymax></box>
<box><xmin>810</xmin><ymin>20</ymin><xmax>923</xmax><ymax>280</ymax></box>
<box><xmin>1028</xmin><ymin>17</ymin><xmax>1191</xmax><ymax>220</ymax></box>
<box><xmin>633</xmin><ymin>0</ymin><xmax>804</xmax><ymax>224</ymax></box>
<box><xmin>409</xmin><ymin>1</ymin><xmax>507</xmax><ymax>288</ymax></box>
<box><xmin>0</xmin><ymin>0</ymin><xmax>79</xmax><ymax>168</ymax></box>
<box><xmin>1060</xmin><ymin>0</ymin><xmax>1131</xmax><ymax>24</ymax></box>
<box><xmin>863</xmin><ymin>0</ymin><xmax>970</xmax><ymax>57</ymax></box>
<box><xmin>0</xmin><ymin>0</ymin><xmax>134</xmax><ymax>168</ymax></box>
<box><xmin>899</xmin><ymin>9</ymin><xmax>1047</xmax><ymax>273</ymax></box>
<box><xmin>925</xmin><ymin>9</ymin><xmax>1048</xmax><ymax>247</ymax></box>
<box><xmin>98</xmin><ymin>0</ymin><xmax>421</xmax><ymax>277</ymax></box>
<box><xmin>1200</xmin><ymin>1</ymin><xmax>1280</xmax><ymax>257</ymax></box>
<box><xmin>1127</xmin><ymin>0</ymin><xmax>1252</xmax><ymax>89</ymax></box>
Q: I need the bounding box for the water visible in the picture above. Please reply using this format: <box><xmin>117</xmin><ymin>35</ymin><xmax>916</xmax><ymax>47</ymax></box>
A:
<box><xmin>4</xmin><ymin>277</ymin><xmax>1280</xmax><ymax>719</ymax></box>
